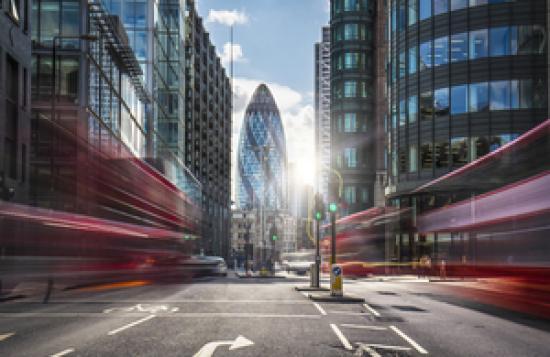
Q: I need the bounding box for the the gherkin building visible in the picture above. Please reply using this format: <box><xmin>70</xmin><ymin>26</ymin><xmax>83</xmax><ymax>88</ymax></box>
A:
<box><xmin>237</xmin><ymin>84</ymin><xmax>287</xmax><ymax>210</ymax></box>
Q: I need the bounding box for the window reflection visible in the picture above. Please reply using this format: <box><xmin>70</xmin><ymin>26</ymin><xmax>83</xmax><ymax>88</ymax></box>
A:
<box><xmin>469</xmin><ymin>82</ymin><xmax>489</xmax><ymax>112</ymax></box>
<box><xmin>451</xmin><ymin>137</ymin><xmax>468</xmax><ymax>167</ymax></box>
<box><xmin>419</xmin><ymin>0</ymin><xmax>431</xmax><ymax>21</ymax></box>
<box><xmin>434</xmin><ymin>0</ymin><xmax>448</xmax><ymax>15</ymax></box>
<box><xmin>434</xmin><ymin>88</ymin><xmax>449</xmax><ymax>116</ymax></box>
<box><xmin>420</xmin><ymin>91</ymin><xmax>433</xmax><ymax>120</ymax></box>
<box><xmin>409</xmin><ymin>46</ymin><xmax>417</xmax><ymax>74</ymax></box>
<box><xmin>408</xmin><ymin>0</ymin><xmax>418</xmax><ymax>26</ymax></box>
<box><xmin>435</xmin><ymin>141</ymin><xmax>449</xmax><ymax>168</ymax></box>
<box><xmin>434</xmin><ymin>36</ymin><xmax>449</xmax><ymax>66</ymax></box>
<box><xmin>489</xmin><ymin>80</ymin><xmax>511</xmax><ymax>110</ymax></box>
<box><xmin>408</xmin><ymin>95</ymin><xmax>418</xmax><ymax>124</ymax></box>
<box><xmin>399</xmin><ymin>99</ymin><xmax>406</xmax><ymax>126</ymax></box>
<box><xmin>470</xmin><ymin>29</ymin><xmax>488</xmax><ymax>59</ymax></box>
<box><xmin>420</xmin><ymin>41</ymin><xmax>432</xmax><ymax>70</ymax></box>
<box><xmin>451</xmin><ymin>0</ymin><xmax>468</xmax><ymax>10</ymax></box>
<box><xmin>518</xmin><ymin>25</ymin><xmax>546</xmax><ymax>55</ymax></box>
<box><xmin>470</xmin><ymin>136</ymin><xmax>490</xmax><ymax>161</ymax></box>
<box><xmin>450</xmin><ymin>85</ymin><xmax>468</xmax><ymax>114</ymax></box>
<box><xmin>409</xmin><ymin>145</ymin><xmax>418</xmax><ymax>172</ymax></box>
<box><xmin>450</xmin><ymin>32</ymin><xmax>468</xmax><ymax>62</ymax></box>
<box><xmin>489</xmin><ymin>27</ymin><xmax>515</xmax><ymax>56</ymax></box>
<box><xmin>421</xmin><ymin>141</ymin><xmax>433</xmax><ymax>169</ymax></box>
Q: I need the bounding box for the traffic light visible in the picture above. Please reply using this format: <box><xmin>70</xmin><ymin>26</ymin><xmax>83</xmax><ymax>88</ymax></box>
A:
<box><xmin>270</xmin><ymin>225</ymin><xmax>278</xmax><ymax>241</ymax></box>
<box><xmin>328</xmin><ymin>202</ymin><xmax>338</xmax><ymax>213</ymax></box>
<box><xmin>314</xmin><ymin>194</ymin><xmax>326</xmax><ymax>221</ymax></box>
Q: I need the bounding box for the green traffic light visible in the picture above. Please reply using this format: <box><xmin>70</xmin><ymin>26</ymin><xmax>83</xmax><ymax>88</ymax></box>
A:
<box><xmin>329</xmin><ymin>203</ymin><xmax>338</xmax><ymax>213</ymax></box>
<box><xmin>272</xmin><ymin>235</ymin><xmax>278</xmax><ymax>241</ymax></box>
<box><xmin>315</xmin><ymin>212</ymin><xmax>322</xmax><ymax>220</ymax></box>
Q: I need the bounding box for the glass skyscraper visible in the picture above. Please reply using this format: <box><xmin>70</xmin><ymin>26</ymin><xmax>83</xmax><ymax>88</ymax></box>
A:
<box><xmin>237</xmin><ymin>84</ymin><xmax>287</xmax><ymax>210</ymax></box>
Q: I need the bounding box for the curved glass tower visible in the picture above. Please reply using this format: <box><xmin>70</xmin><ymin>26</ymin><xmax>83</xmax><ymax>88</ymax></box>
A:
<box><xmin>237</xmin><ymin>84</ymin><xmax>287</xmax><ymax>210</ymax></box>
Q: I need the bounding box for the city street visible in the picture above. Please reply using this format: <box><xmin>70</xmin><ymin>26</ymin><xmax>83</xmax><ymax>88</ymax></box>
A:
<box><xmin>0</xmin><ymin>273</ymin><xmax>549</xmax><ymax>356</ymax></box>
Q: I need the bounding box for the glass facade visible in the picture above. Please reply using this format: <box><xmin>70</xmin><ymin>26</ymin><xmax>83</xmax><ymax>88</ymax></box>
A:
<box><xmin>387</xmin><ymin>0</ymin><xmax>547</xmax><ymax>191</ymax></box>
<box><xmin>237</xmin><ymin>85</ymin><xmax>287</xmax><ymax>210</ymax></box>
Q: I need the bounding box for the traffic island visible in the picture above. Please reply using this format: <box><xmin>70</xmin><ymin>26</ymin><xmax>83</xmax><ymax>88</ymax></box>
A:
<box><xmin>308</xmin><ymin>293</ymin><xmax>364</xmax><ymax>303</ymax></box>
<box><xmin>294</xmin><ymin>286</ymin><xmax>329</xmax><ymax>292</ymax></box>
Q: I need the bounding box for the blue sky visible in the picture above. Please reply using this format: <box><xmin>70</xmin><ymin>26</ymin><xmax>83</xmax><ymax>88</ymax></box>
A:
<box><xmin>196</xmin><ymin>0</ymin><xmax>329</xmax><ymax>188</ymax></box>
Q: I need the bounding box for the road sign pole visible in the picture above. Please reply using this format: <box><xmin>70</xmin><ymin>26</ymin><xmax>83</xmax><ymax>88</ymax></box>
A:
<box><xmin>330</xmin><ymin>211</ymin><xmax>336</xmax><ymax>265</ymax></box>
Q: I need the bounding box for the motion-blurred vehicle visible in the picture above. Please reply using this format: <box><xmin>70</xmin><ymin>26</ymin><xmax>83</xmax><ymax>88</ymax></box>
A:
<box><xmin>181</xmin><ymin>255</ymin><xmax>227</xmax><ymax>277</ymax></box>
<box><xmin>281</xmin><ymin>250</ymin><xmax>315</xmax><ymax>275</ymax></box>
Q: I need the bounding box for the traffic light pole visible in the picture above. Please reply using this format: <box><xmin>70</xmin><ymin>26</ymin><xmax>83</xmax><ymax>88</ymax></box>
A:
<box><xmin>330</xmin><ymin>211</ymin><xmax>336</xmax><ymax>265</ymax></box>
<box><xmin>314</xmin><ymin>218</ymin><xmax>320</xmax><ymax>288</ymax></box>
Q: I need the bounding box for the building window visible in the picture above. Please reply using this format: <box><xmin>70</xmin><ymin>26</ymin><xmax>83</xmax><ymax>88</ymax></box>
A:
<box><xmin>451</xmin><ymin>0</ymin><xmax>468</xmax><ymax>10</ymax></box>
<box><xmin>420</xmin><ymin>141</ymin><xmax>433</xmax><ymax>169</ymax></box>
<box><xmin>490</xmin><ymin>26</ymin><xmax>516</xmax><ymax>57</ymax></box>
<box><xmin>419</xmin><ymin>41</ymin><xmax>432</xmax><ymax>70</ymax></box>
<box><xmin>451</xmin><ymin>137</ymin><xmax>468</xmax><ymax>167</ymax></box>
<box><xmin>519</xmin><ymin>79</ymin><xmax>533</xmax><ymax>108</ymax></box>
<box><xmin>344</xmin><ymin>52</ymin><xmax>360</xmax><ymax>69</ymax></box>
<box><xmin>433</xmin><ymin>36</ymin><xmax>449</xmax><ymax>66</ymax></box>
<box><xmin>518</xmin><ymin>25</ymin><xmax>546</xmax><ymax>55</ymax></box>
<box><xmin>344</xmin><ymin>186</ymin><xmax>356</xmax><ymax>204</ymax></box>
<box><xmin>470</xmin><ymin>136</ymin><xmax>490</xmax><ymax>161</ymax></box>
<box><xmin>408</xmin><ymin>95</ymin><xmax>418</xmax><ymax>124</ymax></box>
<box><xmin>450</xmin><ymin>32</ymin><xmax>468</xmax><ymax>62</ymax></box>
<box><xmin>451</xmin><ymin>84</ymin><xmax>468</xmax><ymax>114</ymax></box>
<box><xmin>435</xmin><ymin>141</ymin><xmax>449</xmax><ymax>168</ymax></box>
<box><xmin>344</xmin><ymin>23</ymin><xmax>359</xmax><ymax>40</ymax></box>
<box><xmin>399</xmin><ymin>51</ymin><xmax>406</xmax><ymax>78</ymax></box>
<box><xmin>344</xmin><ymin>81</ymin><xmax>357</xmax><ymax>98</ymax></box>
<box><xmin>361</xmin><ymin>187</ymin><xmax>369</xmax><ymax>203</ymax></box>
<box><xmin>434</xmin><ymin>87</ymin><xmax>449</xmax><ymax>116</ymax></box>
<box><xmin>409</xmin><ymin>145</ymin><xmax>418</xmax><ymax>172</ymax></box>
<box><xmin>420</xmin><ymin>91</ymin><xmax>433</xmax><ymax>120</ymax></box>
<box><xmin>408</xmin><ymin>46</ymin><xmax>417</xmax><ymax>74</ymax></box>
<box><xmin>469</xmin><ymin>82</ymin><xmax>489</xmax><ymax>112</ymax></box>
<box><xmin>398</xmin><ymin>0</ymin><xmax>406</xmax><ymax>31</ymax></box>
<box><xmin>489</xmin><ymin>80</ymin><xmax>511</xmax><ymax>110</ymax></box>
<box><xmin>5</xmin><ymin>56</ymin><xmax>20</xmax><ymax>180</ymax></box>
<box><xmin>419</xmin><ymin>0</ymin><xmax>431</xmax><ymax>20</ymax></box>
<box><xmin>344</xmin><ymin>147</ymin><xmax>357</xmax><ymax>168</ymax></box>
<box><xmin>344</xmin><ymin>113</ymin><xmax>357</xmax><ymax>132</ymax></box>
<box><xmin>408</xmin><ymin>0</ymin><xmax>417</xmax><ymax>26</ymax></box>
<box><xmin>434</xmin><ymin>0</ymin><xmax>448</xmax><ymax>16</ymax></box>
<box><xmin>399</xmin><ymin>99</ymin><xmax>406</xmax><ymax>126</ymax></box>
<box><xmin>469</xmin><ymin>29</ymin><xmax>488</xmax><ymax>59</ymax></box>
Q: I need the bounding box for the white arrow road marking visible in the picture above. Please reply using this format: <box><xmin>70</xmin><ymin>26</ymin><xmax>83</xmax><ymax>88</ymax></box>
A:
<box><xmin>389</xmin><ymin>325</ymin><xmax>428</xmax><ymax>354</ymax></box>
<box><xmin>354</xmin><ymin>344</ymin><xmax>381</xmax><ymax>357</ymax></box>
<box><xmin>49</xmin><ymin>348</ymin><xmax>75</xmax><ymax>357</ymax></box>
<box><xmin>193</xmin><ymin>335</ymin><xmax>254</xmax><ymax>357</ymax></box>
<box><xmin>0</xmin><ymin>333</ymin><xmax>14</xmax><ymax>341</ymax></box>
<box><xmin>108</xmin><ymin>314</ymin><xmax>156</xmax><ymax>335</ymax></box>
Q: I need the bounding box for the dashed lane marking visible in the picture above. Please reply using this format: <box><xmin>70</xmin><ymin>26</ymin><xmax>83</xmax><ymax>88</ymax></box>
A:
<box><xmin>389</xmin><ymin>325</ymin><xmax>428</xmax><ymax>354</ymax></box>
<box><xmin>49</xmin><ymin>348</ymin><xmax>75</xmax><ymax>357</ymax></box>
<box><xmin>363</xmin><ymin>303</ymin><xmax>381</xmax><ymax>317</ymax></box>
<box><xmin>330</xmin><ymin>323</ymin><xmax>353</xmax><ymax>350</ymax></box>
<box><xmin>108</xmin><ymin>314</ymin><xmax>156</xmax><ymax>336</ymax></box>
<box><xmin>313</xmin><ymin>303</ymin><xmax>327</xmax><ymax>315</ymax></box>
<box><xmin>0</xmin><ymin>333</ymin><xmax>14</xmax><ymax>341</ymax></box>
<box><xmin>340</xmin><ymin>324</ymin><xmax>387</xmax><ymax>331</ymax></box>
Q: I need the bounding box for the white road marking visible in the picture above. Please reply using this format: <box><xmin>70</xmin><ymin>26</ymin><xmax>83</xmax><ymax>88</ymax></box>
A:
<box><xmin>313</xmin><ymin>303</ymin><xmax>327</xmax><ymax>315</ymax></box>
<box><xmin>107</xmin><ymin>314</ymin><xmax>156</xmax><ymax>335</ymax></box>
<box><xmin>362</xmin><ymin>344</ymin><xmax>411</xmax><ymax>351</ymax></box>
<box><xmin>390</xmin><ymin>325</ymin><xmax>428</xmax><ymax>354</ymax></box>
<box><xmin>49</xmin><ymin>348</ymin><xmax>75</xmax><ymax>357</ymax></box>
<box><xmin>363</xmin><ymin>303</ymin><xmax>381</xmax><ymax>317</ymax></box>
<box><xmin>0</xmin><ymin>332</ymin><xmax>15</xmax><ymax>341</ymax></box>
<box><xmin>340</xmin><ymin>324</ymin><xmax>387</xmax><ymax>331</ymax></box>
<box><xmin>193</xmin><ymin>335</ymin><xmax>254</xmax><ymax>357</ymax></box>
<box><xmin>330</xmin><ymin>323</ymin><xmax>353</xmax><ymax>350</ymax></box>
<box><xmin>327</xmin><ymin>311</ymin><xmax>370</xmax><ymax>316</ymax></box>
<box><xmin>0</xmin><ymin>312</ymin><xmax>322</xmax><ymax>319</ymax></box>
<box><xmin>354</xmin><ymin>344</ymin><xmax>381</xmax><ymax>357</ymax></box>
<box><xmin>171</xmin><ymin>307</ymin><xmax>179</xmax><ymax>312</ymax></box>
<box><xmin>301</xmin><ymin>292</ymin><xmax>309</xmax><ymax>298</ymax></box>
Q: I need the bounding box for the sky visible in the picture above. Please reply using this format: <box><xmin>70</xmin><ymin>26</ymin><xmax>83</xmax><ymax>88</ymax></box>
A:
<box><xmin>195</xmin><ymin>0</ymin><xmax>330</xmax><ymax>195</ymax></box>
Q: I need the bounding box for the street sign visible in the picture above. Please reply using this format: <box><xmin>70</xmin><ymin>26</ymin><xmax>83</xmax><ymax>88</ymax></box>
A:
<box><xmin>330</xmin><ymin>264</ymin><xmax>343</xmax><ymax>297</ymax></box>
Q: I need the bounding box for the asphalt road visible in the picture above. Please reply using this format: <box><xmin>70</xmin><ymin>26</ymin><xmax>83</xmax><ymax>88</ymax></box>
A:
<box><xmin>0</xmin><ymin>273</ymin><xmax>549</xmax><ymax>356</ymax></box>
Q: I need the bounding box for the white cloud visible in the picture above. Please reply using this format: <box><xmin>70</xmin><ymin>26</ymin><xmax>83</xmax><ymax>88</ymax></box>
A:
<box><xmin>207</xmin><ymin>9</ymin><xmax>249</xmax><ymax>26</ymax></box>
<box><xmin>219</xmin><ymin>42</ymin><xmax>246</xmax><ymax>67</ymax></box>
<box><xmin>231</xmin><ymin>78</ymin><xmax>315</xmax><ymax>197</ymax></box>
